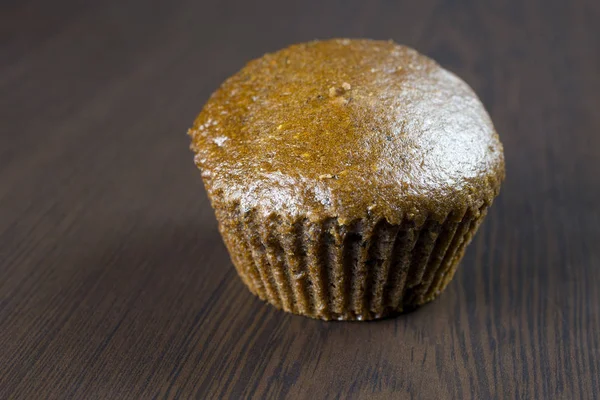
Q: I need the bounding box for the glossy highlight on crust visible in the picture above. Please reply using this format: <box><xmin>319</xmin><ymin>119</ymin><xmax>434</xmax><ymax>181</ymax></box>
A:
<box><xmin>189</xmin><ymin>39</ymin><xmax>505</xmax><ymax>320</ymax></box>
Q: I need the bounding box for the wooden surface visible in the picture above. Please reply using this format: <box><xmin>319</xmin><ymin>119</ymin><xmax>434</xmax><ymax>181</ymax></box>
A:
<box><xmin>1</xmin><ymin>0</ymin><xmax>599</xmax><ymax>398</ymax></box>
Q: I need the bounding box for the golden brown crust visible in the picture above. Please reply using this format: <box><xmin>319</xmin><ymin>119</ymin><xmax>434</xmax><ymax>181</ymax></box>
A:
<box><xmin>189</xmin><ymin>39</ymin><xmax>504</xmax><ymax>225</ymax></box>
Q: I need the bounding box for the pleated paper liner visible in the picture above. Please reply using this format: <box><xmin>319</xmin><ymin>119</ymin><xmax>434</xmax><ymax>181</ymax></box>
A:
<box><xmin>216</xmin><ymin>203</ymin><xmax>489</xmax><ymax>321</ymax></box>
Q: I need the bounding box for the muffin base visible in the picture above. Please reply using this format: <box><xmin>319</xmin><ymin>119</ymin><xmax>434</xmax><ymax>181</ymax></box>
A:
<box><xmin>216</xmin><ymin>204</ymin><xmax>489</xmax><ymax>321</ymax></box>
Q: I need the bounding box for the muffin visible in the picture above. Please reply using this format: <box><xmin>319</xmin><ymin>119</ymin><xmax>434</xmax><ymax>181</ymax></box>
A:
<box><xmin>188</xmin><ymin>39</ymin><xmax>504</xmax><ymax>321</ymax></box>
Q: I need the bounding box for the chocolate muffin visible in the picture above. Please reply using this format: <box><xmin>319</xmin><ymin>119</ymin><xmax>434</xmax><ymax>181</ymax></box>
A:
<box><xmin>188</xmin><ymin>39</ymin><xmax>504</xmax><ymax>320</ymax></box>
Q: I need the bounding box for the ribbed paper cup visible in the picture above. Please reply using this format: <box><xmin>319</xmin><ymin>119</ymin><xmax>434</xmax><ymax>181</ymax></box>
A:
<box><xmin>214</xmin><ymin>202</ymin><xmax>490</xmax><ymax>321</ymax></box>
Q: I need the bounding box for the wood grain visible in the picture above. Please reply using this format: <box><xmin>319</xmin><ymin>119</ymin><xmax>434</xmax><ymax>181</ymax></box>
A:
<box><xmin>1</xmin><ymin>0</ymin><xmax>599</xmax><ymax>398</ymax></box>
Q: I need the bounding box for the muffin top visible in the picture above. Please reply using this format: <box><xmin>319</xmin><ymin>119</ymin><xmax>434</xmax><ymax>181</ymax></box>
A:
<box><xmin>189</xmin><ymin>39</ymin><xmax>504</xmax><ymax>224</ymax></box>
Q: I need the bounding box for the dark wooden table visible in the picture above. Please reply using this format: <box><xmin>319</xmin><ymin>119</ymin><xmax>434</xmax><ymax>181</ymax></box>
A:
<box><xmin>2</xmin><ymin>0</ymin><xmax>599</xmax><ymax>398</ymax></box>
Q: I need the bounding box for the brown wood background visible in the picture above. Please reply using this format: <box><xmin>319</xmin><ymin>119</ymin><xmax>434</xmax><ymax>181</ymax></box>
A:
<box><xmin>1</xmin><ymin>0</ymin><xmax>599</xmax><ymax>398</ymax></box>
